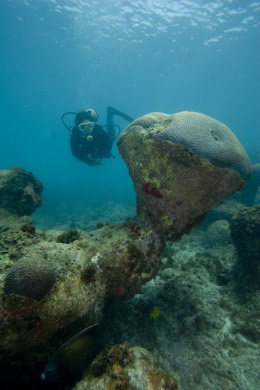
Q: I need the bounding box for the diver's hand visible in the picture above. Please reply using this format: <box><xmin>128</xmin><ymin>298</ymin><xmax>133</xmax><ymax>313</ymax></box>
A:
<box><xmin>86</xmin><ymin>156</ymin><xmax>102</xmax><ymax>166</ymax></box>
<box><xmin>104</xmin><ymin>152</ymin><xmax>115</xmax><ymax>159</ymax></box>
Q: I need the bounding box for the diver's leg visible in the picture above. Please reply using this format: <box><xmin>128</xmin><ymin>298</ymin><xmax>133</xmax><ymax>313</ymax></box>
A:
<box><xmin>107</xmin><ymin>106</ymin><xmax>134</xmax><ymax>124</ymax></box>
<box><xmin>107</xmin><ymin>107</ymin><xmax>116</xmax><ymax>141</ymax></box>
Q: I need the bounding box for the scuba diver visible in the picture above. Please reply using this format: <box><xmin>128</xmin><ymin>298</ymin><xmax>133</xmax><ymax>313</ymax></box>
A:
<box><xmin>61</xmin><ymin>106</ymin><xmax>134</xmax><ymax>166</ymax></box>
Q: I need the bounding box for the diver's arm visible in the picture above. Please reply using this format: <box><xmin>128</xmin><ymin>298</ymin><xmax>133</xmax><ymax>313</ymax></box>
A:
<box><xmin>70</xmin><ymin>129</ymin><xmax>84</xmax><ymax>160</ymax></box>
<box><xmin>93</xmin><ymin>125</ymin><xmax>114</xmax><ymax>158</ymax></box>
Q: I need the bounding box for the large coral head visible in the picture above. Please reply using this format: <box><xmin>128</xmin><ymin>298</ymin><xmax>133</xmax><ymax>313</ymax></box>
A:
<box><xmin>117</xmin><ymin>111</ymin><xmax>251</xmax><ymax>241</ymax></box>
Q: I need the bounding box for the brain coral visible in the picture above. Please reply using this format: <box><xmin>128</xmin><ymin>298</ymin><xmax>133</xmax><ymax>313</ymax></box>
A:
<box><xmin>126</xmin><ymin>111</ymin><xmax>251</xmax><ymax>180</ymax></box>
<box><xmin>4</xmin><ymin>258</ymin><xmax>56</xmax><ymax>301</ymax></box>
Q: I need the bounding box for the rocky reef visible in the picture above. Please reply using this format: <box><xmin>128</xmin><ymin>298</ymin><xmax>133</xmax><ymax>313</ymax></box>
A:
<box><xmin>0</xmin><ymin>215</ymin><xmax>162</xmax><ymax>358</ymax></box>
<box><xmin>0</xmin><ymin>112</ymin><xmax>258</xmax><ymax>389</ymax></box>
<box><xmin>0</xmin><ymin>210</ymin><xmax>169</xmax><ymax>388</ymax></box>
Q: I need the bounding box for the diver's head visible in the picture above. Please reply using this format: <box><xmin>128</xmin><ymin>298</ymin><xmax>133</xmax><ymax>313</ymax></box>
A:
<box><xmin>85</xmin><ymin>108</ymin><xmax>99</xmax><ymax>122</ymax></box>
<box><xmin>75</xmin><ymin>109</ymin><xmax>99</xmax><ymax>126</ymax></box>
<box><xmin>75</xmin><ymin>109</ymin><xmax>98</xmax><ymax>141</ymax></box>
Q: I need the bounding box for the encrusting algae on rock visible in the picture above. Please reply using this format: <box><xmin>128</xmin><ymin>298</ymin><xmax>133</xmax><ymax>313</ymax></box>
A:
<box><xmin>150</xmin><ymin>305</ymin><xmax>160</xmax><ymax>319</ymax></box>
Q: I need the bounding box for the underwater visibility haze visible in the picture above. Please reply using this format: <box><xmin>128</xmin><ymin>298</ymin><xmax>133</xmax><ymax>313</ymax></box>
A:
<box><xmin>0</xmin><ymin>0</ymin><xmax>260</xmax><ymax>389</ymax></box>
<box><xmin>0</xmin><ymin>0</ymin><xmax>259</xmax><ymax>227</ymax></box>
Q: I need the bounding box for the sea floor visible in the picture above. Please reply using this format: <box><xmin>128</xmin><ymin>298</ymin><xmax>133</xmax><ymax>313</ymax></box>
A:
<box><xmin>30</xmin><ymin>197</ymin><xmax>260</xmax><ymax>390</ymax></box>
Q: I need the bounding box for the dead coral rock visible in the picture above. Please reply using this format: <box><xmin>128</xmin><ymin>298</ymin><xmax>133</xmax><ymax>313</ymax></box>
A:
<box><xmin>73</xmin><ymin>342</ymin><xmax>178</xmax><ymax>390</ymax></box>
<box><xmin>0</xmin><ymin>166</ymin><xmax>43</xmax><ymax>216</ymax></box>
<box><xmin>95</xmin><ymin>223</ymin><xmax>164</xmax><ymax>300</ymax></box>
<box><xmin>0</xmin><ymin>222</ymin><xmax>161</xmax><ymax>360</ymax></box>
<box><xmin>4</xmin><ymin>258</ymin><xmax>56</xmax><ymax>302</ymax></box>
<box><xmin>118</xmin><ymin>112</ymin><xmax>249</xmax><ymax>241</ymax></box>
<box><xmin>231</xmin><ymin>205</ymin><xmax>260</xmax><ymax>287</ymax></box>
<box><xmin>0</xmin><ymin>241</ymin><xmax>106</xmax><ymax>358</ymax></box>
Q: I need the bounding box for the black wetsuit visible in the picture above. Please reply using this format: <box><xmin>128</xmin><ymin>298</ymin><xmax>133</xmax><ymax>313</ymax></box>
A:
<box><xmin>70</xmin><ymin>124</ymin><xmax>113</xmax><ymax>165</ymax></box>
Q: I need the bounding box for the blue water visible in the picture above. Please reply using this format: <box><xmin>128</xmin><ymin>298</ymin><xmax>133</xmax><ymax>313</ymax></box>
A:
<box><xmin>1</xmin><ymin>0</ymin><xmax>259</xmax><ymax>225</ymax></box>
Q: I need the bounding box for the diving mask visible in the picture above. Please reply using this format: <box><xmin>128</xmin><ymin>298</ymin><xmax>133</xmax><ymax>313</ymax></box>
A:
<box><xmin>78</xmin><ymin>121</ymin><xmax>95</xmax><ymax>133</ymax></box>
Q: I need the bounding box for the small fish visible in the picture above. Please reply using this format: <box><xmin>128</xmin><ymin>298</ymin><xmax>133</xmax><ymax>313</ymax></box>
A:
<box><xmin>150</xmin><ymin>306</ymin><xmax>160</xmax><ymax>319</ymax></box>
<box><xmin>41</xmin><ymin>323</ymin><xmax>98</xmax><ymax>382</ymax></box>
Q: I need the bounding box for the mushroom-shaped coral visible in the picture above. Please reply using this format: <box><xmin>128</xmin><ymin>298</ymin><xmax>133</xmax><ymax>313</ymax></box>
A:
<box><xmin>117</xmin><ymin>111</ymin><xmax>251</xmax><ymax>241</ymax></box>
<box><xmin>4</xmin><ymin>258</ymin><xmax>56</xmax><ymax>302</ymax></box>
